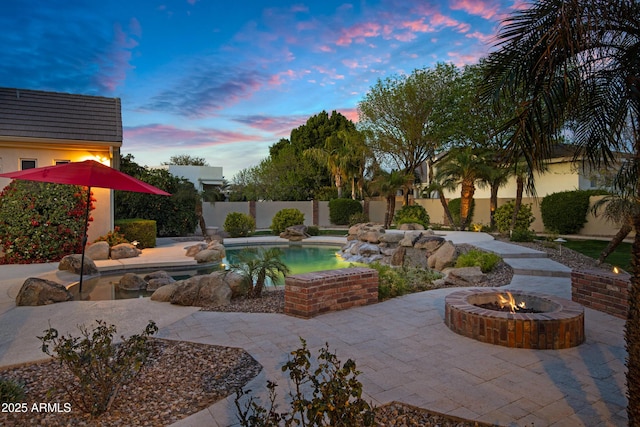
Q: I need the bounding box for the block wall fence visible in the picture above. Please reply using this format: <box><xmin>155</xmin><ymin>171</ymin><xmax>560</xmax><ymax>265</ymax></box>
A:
<box><xmin>284</xmin><ymin>268</ymin><xmax>378</xmax><ymax>319</ymax></box>
<box><xmin>571</xmin><ymin>269</ymin><xmax>631</xmax><ymax>319</ymax></box>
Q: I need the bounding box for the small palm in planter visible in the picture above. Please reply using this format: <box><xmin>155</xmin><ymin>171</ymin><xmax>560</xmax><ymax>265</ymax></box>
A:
<box><xmin>230</xmin><ymin>248</ymin><xmax>290</xmax><ymax>298</ymax></box>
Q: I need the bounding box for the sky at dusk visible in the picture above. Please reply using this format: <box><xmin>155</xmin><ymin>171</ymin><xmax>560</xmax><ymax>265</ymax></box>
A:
<box><xmin>1</xmin><ymin>0</ymin><xmax>525</xmax><ymax>180</ymax></box>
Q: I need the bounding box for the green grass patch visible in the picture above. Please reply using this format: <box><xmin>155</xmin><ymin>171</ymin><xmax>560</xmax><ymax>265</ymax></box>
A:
<box><xmin>252</xmin><ymin>229</ymin><xmax>348</xmax><ymax>236</ymax></box>
<box><xmin>563</xmin><ymin>239</ymin><xmax>632</xmax><ymax>272</ymax></box>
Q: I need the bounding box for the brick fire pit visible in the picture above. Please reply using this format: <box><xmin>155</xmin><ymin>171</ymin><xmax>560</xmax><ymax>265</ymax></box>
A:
<box><xmin>445</xmin><ymin>289</ymin><xmax>584</xmax><ymax>349</ymax></box>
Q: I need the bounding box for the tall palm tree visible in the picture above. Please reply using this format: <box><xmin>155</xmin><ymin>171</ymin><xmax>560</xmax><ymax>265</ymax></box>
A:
<box><xmin>230</xmin><ymin>248</ymin><xmax>291</xmax><ymax>298</ymax></box>
<box><xmin>482</xmin><ymin>0</ymin><xmax>640</xmax><ymax>420</ymax></box>
<box><xmin>435</xmin><ymin>148</ymin><xmax>491</xmax><ymax>231</ymax></box>
<box><xmin>304</xmin><ymin>135</ymin><xmax>349</xmax><ymax>199</ymax></box>
<box><xmin>371</xmin><ymin>169</ymin><xmax>413</xmax><ymax>229</ymax></box>
<box><xmin>592</xmin><ymin>189</ymin><xmax>639</xmax><ymax>265</ymax></box>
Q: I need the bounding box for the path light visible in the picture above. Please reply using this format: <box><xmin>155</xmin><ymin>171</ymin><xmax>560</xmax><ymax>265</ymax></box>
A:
<box><xmin>613</xmin><ymin>266</ymin><xmax>620</xmax><ymax>274</ymax></box>
<box><xmin>554</xmin><ymin>237</ymin><xmax>567</xmax><ymax>255</ymax></box>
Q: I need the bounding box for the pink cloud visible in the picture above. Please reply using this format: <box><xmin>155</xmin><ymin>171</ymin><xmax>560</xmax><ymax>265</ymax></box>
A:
<box><xmin>429</xmin><ymin>13</ymin><xmax>470</xmax><ymax>33</ymax></box>
<box><xmin>268</xmin><ymin>69</ymin><xmax>297</xmax><ymax>86</ymax></box>
<box><xmin>124</xmin><ymin>124</ymin><xmax>265</xmax><ymax>150</ymax></box>
<box><xmin>336</xmin><ymin>22</ymin><xmax>382</xmax><ymax>46</ymax></box>
<box><xmin>95</xmin><ymin>19</ymin><xmax>140</xmax><ymax>92</ymax></box>
<box><xmin>233</xmin><ymin>114</ymin><xmax>309</xmax><ymax>137</ymax></box>
<box><xmin>313</xmin><ymin>66</ymin><xmax>344</xmax><ymax>80</ymax></box>
<box><xmin>447</xmin><ymin>51</ymin><xmax>484</xmax><ymax>66</ymax></box>
<box><xmin>337</xmin><ymin>108</ymin><xmax>359</xmax><ymax>123</ymax></box>
<box><xmin>318</xmin><ymin>45</ymin><xmax>334</xmax><ymax>53</ymax></box>
<box><xmin>465</xmin><ymin>31</ymin><xmax>495</xmax><ymax>44</ymax></box>
<box><xmin>449</xmin><ymin>0</ymin><xmax>501</xmax><ymax>20</ymax></box>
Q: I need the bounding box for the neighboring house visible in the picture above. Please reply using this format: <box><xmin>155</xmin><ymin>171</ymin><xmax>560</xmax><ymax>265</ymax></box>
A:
<box><xmin>158</xmin><ymin>165</ymin><xmax>225</xmax><ymax>193</ymax></box>
<box><xmin>0</xmin><ymin>87</ymin><xmax>122</xmax><ymax>242</ymax></box>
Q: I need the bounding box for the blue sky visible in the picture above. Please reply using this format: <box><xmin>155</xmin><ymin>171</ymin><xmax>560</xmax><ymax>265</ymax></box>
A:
<box><xmin>1</xmin><ymin>0</ymin><xmax>524</xmax><ymax>179</ymax></box>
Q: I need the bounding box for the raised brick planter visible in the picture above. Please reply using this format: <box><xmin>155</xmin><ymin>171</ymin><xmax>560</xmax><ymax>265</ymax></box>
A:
<box><xmin>445</xmin><ymin>289</ymin><xmax>584</xmax><ymax>349</ymax></box>
<box><xmin>572</xmin><ymin>269</ymin><xmax>630</xmax><ymax>319</ymax></box>
<box><xmin>284</xmin><ymin>267</ymin><xmax>378</xmax><ymax>318</ymax></box>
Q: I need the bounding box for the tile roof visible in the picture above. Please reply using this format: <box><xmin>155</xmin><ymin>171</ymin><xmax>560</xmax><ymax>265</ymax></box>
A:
<box><xmin>0</xmin><ymin>87</ymin><xmax>122</xmax><ymax>144</ymax></box>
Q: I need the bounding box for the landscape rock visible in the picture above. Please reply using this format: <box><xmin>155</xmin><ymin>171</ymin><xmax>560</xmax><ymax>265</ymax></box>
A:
<box><xmin>85</xmin><ymin>241</ymin><xmax>110</xmax><ymax>260</ymax></box>
<box><xmin>118</xmin><ymin>273</ymin><xmax>147</xmax><ymax>291</ymax></box>
<box><xmin>390</xmin><ymin>246</ymin><xmax>406</xmax><ymax>266</ymax></box>
<box><xmin>194</xmin><ymin>243</ymin><xmax>225</xmax><ymax>263</ymax></box>
<box><xmin>58</xmin><ymin>254</ymin><xmax>99</xmax><ymax>275</ymax></box>
<box><xmin>185</xmin><ymin>243</ymin><xmax>207</xmax><ymax>257</ymax></box>
<box><xmin>209</xmin><ymin>271</ymin><xmax>249</xmax><ymax>298</ymax></box>
<box><xmin>399</xmin><ymin>231</ymin><xmax>423</xmax><ymax>247</ymax></box>
<box><xmin>398</xmin><ymin>223</ymin><xmax>425</xmax><ymax>230</ymax></box>
<box><xmin>280</xmin><ymin>225</ymin><xmax>309</xmax><ymax>241</ymax></box>
<box><xmin>413</xmin><ymin>236</ymin><xmax>445</xmax><ymax>252</ymax></box>
<box><xmin>170</xmin><ymin>275</ymin><xmax>232</xmax><ymax>307</ymax></box>
<box><xmin>378</xmin><ymin>233</ymin><xmax>403</xmax><ymax>244</ymax></box>
<box><xmin>150</xmin><ymin>283</ymin><xmax>178</xmax><ymax>302</ymax></box>
<box><xmin>16</xmin><ymin>277</ymin><xmax>73</xmax><ymax>306</ymax></box>
<box><xmin>403</xmin><ymin>247</ymin><xmax>429</xmax><ymax>269</ymax></box>
<box><xmin>110</xmin><ymin>243</ymin><xmax>141</xmax><ymax>260</ymax></box>
<box><xmin>444</xmin><ymin>266</ymin><xmax>487</xmax><ymax>286</ymax></box>
<box><xmin>427</xmin><ymin>241</ymin><xmax>458</xmax><ymax>271</ymax></box>
<box><xmin>143</xmin><ymin>271</ymin><xmax>176</xmax><ymax>291</ymax></box>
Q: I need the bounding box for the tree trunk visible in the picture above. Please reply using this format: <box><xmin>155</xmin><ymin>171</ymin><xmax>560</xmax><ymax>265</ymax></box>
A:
<box><xmin>335</xmin><ymin>172</ymin><xmax>343</xmax><ymax>199</ymax></box>
<box><xmin>511</xmin><ymin>175</ymin><xmax>524</xmax><ymax>231</ymax></box>
<box><xmin>438</xmin><ymin>192</ymin><xmax>456</xmax><ymax>230</ymax></box>
<box><xmin>385</xmin><ymin>195</ymin><xmax>396</xmax><ymax>229</ymax></box>
<box><xmin>489</xmin><ymin>184</ymin><xmax>499</xmax><ymax>229</ymax></box>
<box><xmin>351</xmin><ymin>177</ymin><xmax>356</xmax><ymax>200</ymax></box>
<box><xmin>598</xmin><ymin>223</ymin><xmax>632</xmax><ymax>264</ymax></box>
<box><xmin>460</xmin><ymin>180</ymin><xmax>475</xmax><ymax>231</ymax></box>
<box><xmin>627</xmin><ymin>211</ymin><xmax>640</xmax><ymax>423</ymax></box>
<box><xmin>251</xmin><ymin>271</ymin><xmax>266</xmax><ymax>298</ymax></box>
<box><xmin>196</xmin><ymin>200</ymin><xmax>207</xmax><ymax>238</ymax></box>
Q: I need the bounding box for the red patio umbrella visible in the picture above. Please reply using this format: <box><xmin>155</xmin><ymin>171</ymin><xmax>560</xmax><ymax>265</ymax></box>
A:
<box><xmin>0</xmin><ymin>160</ymin><xmax>171</xmax><ymax>292</ymax></box>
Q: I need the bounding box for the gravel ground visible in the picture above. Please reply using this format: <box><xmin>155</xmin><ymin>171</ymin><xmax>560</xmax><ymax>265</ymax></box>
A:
<box><xmin>0</xmin><ymin>241</ymin><xmax>608</xmax><ymax>426</ymax></box>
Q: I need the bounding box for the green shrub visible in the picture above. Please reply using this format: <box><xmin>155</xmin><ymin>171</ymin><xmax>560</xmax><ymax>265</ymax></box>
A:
<box><xmin>510</xmin><ymin>229</ymin><xmax>537</xmax><ymax>242</ymax></box>
<box><xmin>455</xmin><ymin>249</ymin><xmax>501</xmax><ymax>273</ymax></box>
<box><xmin>224</xmin><ymin>212</ymin><xmax>256</xmax><ymax>237</ymax></box>
<box><xmin>541</xmin><ymin>190</ymin><xmax>607</xmax><ymax>234</ymax></box>
<box><xmin>0</xmin><ymin>377</ymin><xmax>26</xmax><ymax>402</ymax></box>
<box><xmin>271</xmin><ymin>208</ymin><xmax>305</xmax><ymax>235</ymax></box>
<box><xmin>235</xmin><ymin>338</ymin><xmax>375</xmax><ymax>426</ymax></box>
<box><xmin>115</xmin><ymin>219</ymin><xmax>157</xmax><ymax>249</ymax></box>
<box><xmin>38</xmin><ymin>320</ymin><xmax>158</xmax><ymax>416</ymax></box>
<box><xmin>394</xmin><ymin>204</ymin><xmax>430</xmax><ymax>228</ymax></box>
<box><xmin>348</xmin><ymin>212</ymin><xmax>369</xmax><ymax>226</ymax></box>
<box><xmin>0</xmin><ymin>181</ymin><xmax>92</xmax><ymax>264</ymax></box>
<box><xmin>369</xmin><ymin>262</ymin><xmax>441</xmax><ymax>300</ymax></box>
<box><xmin>329</xmin><ymin>199</ymin><xmax>363</xmax><ymax>225</ymax></box>
<box><xmin>493</xmin><ymin>201</ymin><xmax>535</xmax><ymax>234</ymax></box>
<box><xmin>93</xmin><ymin>227</ymin><xmax>129</xmax><ymax>246</ymax></box>
<box><xmin>306</xmin><ymin>225</ymin><xmax>320</xmax><ymax>236</ymax></box>
<box><xmin>448</xmin><ymin>198</ymin><xmax>475</xmax><ymax>228</ymax></box>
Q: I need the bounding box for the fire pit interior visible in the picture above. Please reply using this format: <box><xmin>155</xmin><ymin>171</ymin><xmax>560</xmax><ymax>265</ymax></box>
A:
<box><xmin>445</xmin><ymin>289</ymin><xmax>584</xmax><ymax>349</ymax></box>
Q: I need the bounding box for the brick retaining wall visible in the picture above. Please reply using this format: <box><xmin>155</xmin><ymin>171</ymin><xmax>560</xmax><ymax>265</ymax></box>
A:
<box><xmin>571</xmin><ymin>269</ymin><xmax>630</xmax><ymax>319</ymax></box>
<box><xmin>284</xmin><ymin>267</ymin><xmax>378</xmax><ymax>318</ymax></box>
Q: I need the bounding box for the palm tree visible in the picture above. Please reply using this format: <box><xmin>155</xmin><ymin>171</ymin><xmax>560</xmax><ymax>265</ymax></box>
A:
<box><xmin>592</xmin><ymin>191</ymin><xmax>638</xmax><ymax>265</ymax></box>
<box><xmin>482</xmin><ymin>0</ymin><xmax>640</xmax><ymax>420</ymax></box>
<box><xmin>230</xmin><ymin>248</ymin><xmax>291</xmax><ymax>298</ymax></box>
<box><xmin>435</xmin><ymin>148</ymin><xmax>490</xmax><ymax>231</ymax></box>
<box><xmin>371</xmin><ymin>169</ymin><xmax>413</xmax><ymax>229</ymax></box>
<box><xmin>422</xmin><ymin>178</ymin><xmax>457</xmax><ymax>229</ymax></box>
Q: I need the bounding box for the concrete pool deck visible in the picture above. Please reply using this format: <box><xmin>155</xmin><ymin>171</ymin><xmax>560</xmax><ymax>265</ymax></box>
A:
<box><xmin>0</xmin><ymin>232</ymin><xmax>628</xmax><ymax>426</ymax></box>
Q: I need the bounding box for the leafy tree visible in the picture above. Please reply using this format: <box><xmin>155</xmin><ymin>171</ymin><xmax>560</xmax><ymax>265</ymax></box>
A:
<box><xmin>482</xmin><ymin>0</ymin><xmax>640</xmax><ymax>420</ymax></box>
<box><xmin>115</xmin><ymin>154</ymin><xmax>198</xmax><ymax>236</ymax></box>
<box><xmin>370</xmin><ymin>169</ymin><xmax>414</xmax><ymax>229</ymax></box>
<box><xmin>358</xmin><ymin>63</ymin><xmax>459</xmax><ymax>204</ymax></box>
<box><xmin>163</xmin><ymin>154</ymin><xmax>208</xmax><ymax>166</ymax></box>
<box><xmin>229</xmin><ymin>248</ymin><xmax>291</xmax><ymax>298</ymax></box>
<box><xmin>435</xmin><ymin>148</ymin><xmax>490</xmax><ymax>230</ymax></box>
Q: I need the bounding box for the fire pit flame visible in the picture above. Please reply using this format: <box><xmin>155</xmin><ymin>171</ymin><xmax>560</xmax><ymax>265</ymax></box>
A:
<box><xmin>497</xmin><ymin>292</ymin><xmax>526</xmax><ymax>314</ymax></box>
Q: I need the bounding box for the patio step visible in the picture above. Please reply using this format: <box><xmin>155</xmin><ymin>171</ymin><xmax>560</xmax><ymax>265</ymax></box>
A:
<box><xmin>505</xmin><ymin>257</ymin><xmax>572</xmax><ymax>278</ymax></box>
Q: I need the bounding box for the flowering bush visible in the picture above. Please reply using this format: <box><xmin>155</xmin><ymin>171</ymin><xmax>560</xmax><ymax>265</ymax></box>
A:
<box><xmin>0</xmin><ymin>181</ymin><xmax>94</xmax><ymax>264</ymax></box>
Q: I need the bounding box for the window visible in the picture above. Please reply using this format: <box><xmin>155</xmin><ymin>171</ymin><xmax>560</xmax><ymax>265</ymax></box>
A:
<box><xmin>55</xmin><ymin>160</ymin><xmax>70</xmax><ymax>165</ymax></box>
<box><xmin>20</xmin><ymin>159</ymin><xmax>37</xmax><ymax>170</ymax></box>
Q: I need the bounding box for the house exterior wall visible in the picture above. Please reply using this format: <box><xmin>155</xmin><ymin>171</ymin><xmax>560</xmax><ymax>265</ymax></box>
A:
<box><xmin>0</xmin><ymin>145</ymin><xmax>114</xmax><ymax>243</ymax></box>
<box><xmin>161</xmin><ymin>165</ymin><xmax>224</xmax><ymax>191</ymax></box>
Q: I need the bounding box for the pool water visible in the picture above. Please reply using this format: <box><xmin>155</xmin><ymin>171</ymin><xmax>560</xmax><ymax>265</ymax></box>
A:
<box><xmin>75</xmin><ymin>245</ymin><xmax>353</xmax><ymax>301</ymax></box>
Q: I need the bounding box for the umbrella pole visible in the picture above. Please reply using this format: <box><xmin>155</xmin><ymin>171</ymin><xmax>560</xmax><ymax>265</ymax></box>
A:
<box><xmin>79</xmin><ymin>186</ymin><xmax>92</xmax><ymax>293</ymax></box>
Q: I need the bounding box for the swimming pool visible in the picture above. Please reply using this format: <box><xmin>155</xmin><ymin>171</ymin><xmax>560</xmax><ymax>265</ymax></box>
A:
<box><xmin>75</xmin><ymin>245</ymin><xmax>353</xmax><ymax>301</ymax></box>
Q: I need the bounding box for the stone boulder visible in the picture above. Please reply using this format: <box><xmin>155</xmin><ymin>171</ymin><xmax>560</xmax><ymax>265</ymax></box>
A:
<box><xmin>398</xmin><ymin>223</ymin><xmax>425</xmax><ymax>230</ymax></box>
<box><xmin>185</xmin><ymin>243</ymin><xmax>207</xmax><ymax>257</ymax></box>
<box><xmin>356</xmin><ymin>223</ymin><xmax>386</xmax><ymax>243</ymax></box>
<box><xmin>58</xmin><ymin>254</ymin><xmax>99</xmax><ymax>275</ymax></box>
<box><xmin>118</xmin><ymin>273</ymin><xmax>147</xmax><ymax>291</ymax></box>
<box><xmin>170</xmin><ymin>275</ymin><xmax>232</xmax><ymax>307</ymax></box>
<box><xmin>151</xmin><ymin>283</ymin><xmax>178</xmax><ymax>302</ymax></box>
<box><xmin>144</xmin><ymin>271</ymin><xmax>176</xmax><ymax>292</ymax></box>
<box><xmin>443</xmin><ymin>266</ymin><xmax>487</xmax><ymax>287</ymax></box>
<box><xmin>399</xmin><ymin>231</ymin><xmax>423</xmax><ymax>247</ymax></box>
<box><xmin>280</xmin><ymin>225</ymin><xmax>309</xmax><ymax>241</ymax></box>
<box><xmin>427</xmin><ymin>241</ymin><xmax>458</xmax><ymax>271</ymax></box>
<box><xmin>413</xmin><ymin>235</ymin><xmax>445</xmax><ymax>252</ymax></box>
<box><xmin>378</xmin><ymin>233</ymin><xmax>403</xmax><ymax>244</ymax></box>
<box><xmin>390</xmin><ymin>246</ymin><xmax>406</xmax><ymax>266</ymax></box>
<box><xmin>16</xmin><ymin>277</ymin><xmax>73</xmax><ymax>306</ymax></box>
<box><xmin>210</xmin><ymin>271</ymin><xmax>249</xmax><ymax>298</ymax></box>
<box><xmin>110</xmin><ymin>243</ymin><xmax>141</xmax><ymax>260</ymax></box>
<box><xmin>85</xmin><ymin>241</ymin><xmax>110</xmax><ymax>260</ymax></box>
<box><xmin>194</xmin><ymin>244</ymin><xmax>225</xmax><ymax>263</ymax></box>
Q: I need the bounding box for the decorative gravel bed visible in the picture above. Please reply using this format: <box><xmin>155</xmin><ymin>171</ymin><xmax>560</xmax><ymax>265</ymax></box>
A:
<box><xmin>0</xmin><ymin>241</ymin><xmax>607</xmax><ymax>426</ymax></box>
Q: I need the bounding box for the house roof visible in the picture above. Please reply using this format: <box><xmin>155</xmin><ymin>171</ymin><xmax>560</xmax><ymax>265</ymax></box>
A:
<box><xmin>0</xmin><ymin>87</ymin><xmax>122</xmax><ymax>145</ymax></box>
